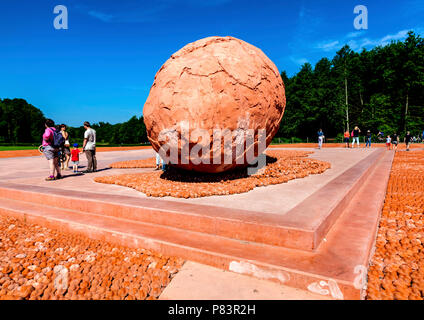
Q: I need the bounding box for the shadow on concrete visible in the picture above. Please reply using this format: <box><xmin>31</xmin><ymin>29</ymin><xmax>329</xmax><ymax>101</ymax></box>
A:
<box><xmin>94</xmin><ymin>167</ymin><xmax>112</xmax><ymax>173</ymax></box>
<box><xmin>159</xmin><ymin>155</ymin><xmax>277</xmax><ymax>183</ymax></box>
<box><xmin>60</xmin><ymin>173</ymin><xmax>85</xmax><ymax>179</ymax></box>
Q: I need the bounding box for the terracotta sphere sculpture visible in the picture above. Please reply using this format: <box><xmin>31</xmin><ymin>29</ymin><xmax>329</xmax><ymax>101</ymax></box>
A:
<box><xmin>143</xmin><ymin>36</ymin><xmax>286</xmax><ymax>173</ymax></box>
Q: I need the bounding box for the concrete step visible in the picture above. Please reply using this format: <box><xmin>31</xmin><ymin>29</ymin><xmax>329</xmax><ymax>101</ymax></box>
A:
<box><xmin>0</xmin><ymin>149</ymin><xmax>394</xmax><ymax>299</ymax></box>
<box><xmin>0</xmin><ymin>149</ymin><xmax>384</xmax><ymax>251</ymax></box>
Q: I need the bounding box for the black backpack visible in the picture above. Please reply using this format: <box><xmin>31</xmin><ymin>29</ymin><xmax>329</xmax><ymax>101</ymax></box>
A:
<box><xmin>48</xmin><ymin>128</ymin><xmax>65</xmax><ymax>148</ymax></box>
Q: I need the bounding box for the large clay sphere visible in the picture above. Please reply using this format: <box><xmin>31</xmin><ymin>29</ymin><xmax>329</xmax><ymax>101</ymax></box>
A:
<box><xmin>143</xmin><ymin>36</ymin><xmax>285</xmax><ymax>173</ymax></box>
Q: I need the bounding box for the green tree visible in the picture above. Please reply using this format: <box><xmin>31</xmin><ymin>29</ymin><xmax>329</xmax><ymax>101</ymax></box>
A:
<box><xmin>276</xmin><ymin>32</ymin><xmax>424</xmax><ymax>140</ymax></box>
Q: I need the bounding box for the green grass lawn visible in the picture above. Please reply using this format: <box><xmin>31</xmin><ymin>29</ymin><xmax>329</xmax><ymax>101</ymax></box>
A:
<box><xmin>0</xmin><ymin>144</ymin><xmax>150</xmax><ymax>151</ymax></box>
<box><xmin>0</xmin><ymin>146</ymin><xmax>38</xmax><ymax>151</ymax></box>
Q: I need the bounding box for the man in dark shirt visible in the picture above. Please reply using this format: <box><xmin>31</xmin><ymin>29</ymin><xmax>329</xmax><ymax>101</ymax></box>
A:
<box><xmin>405</xmin><ymin>131</ymin><xmax>412</xmax><ymax>151</ymax></box>
<box><xmin>351</xmin><ymin>126</ymin><xmax>361</xmax><ymax>148</ymax></box>
<box><xmin>391</xmin><ymin>132</ymin><xmax>399</xmax><ymax>151</ymax></box>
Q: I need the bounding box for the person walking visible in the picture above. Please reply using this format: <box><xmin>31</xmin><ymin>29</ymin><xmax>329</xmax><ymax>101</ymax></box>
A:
<box><xmin>60</xmin><ymin>124</ymin><xmax>71</xmax><ymax>170</ymax></box>
<box><xmin>392</xmin><ymin>132</ymin><xmax>399</xmax><ymax>151</ymax></box>
<box><xmin>317</xmin><ymin>129</ymin><xmax>325</xmax><ymax>149</ymax></box>
<box><xmin>405</xmin><ymin>131</ymin><xmax>412</xmax><ymax>151</ymax></box>
<box><xmin>344</xmin><ymin>130</ymin><xmax>350</xmax><ymax>148</ymax></box>
<box><xmin>82</xmin><ymin>121</ymin><xmax>97</xmax><ymax>173</ymax></box>
<box><xmin>351</xmin><ymin>126</ymin><xmax>361</xmax><ymax>148</ymax></box>
<box><xmin>42</xmin><ymin>119</ymin><xmax>62</xmax><ymax>181</ymax></box>
<box><xmin>365</xmin><ymin>130</ymin><xmax>372</xmax><ymax>148</ymax></box>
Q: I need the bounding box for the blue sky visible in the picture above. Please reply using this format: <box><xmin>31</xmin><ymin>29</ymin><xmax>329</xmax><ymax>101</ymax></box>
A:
<box><xmin>0</xmin><ymin>0</ymin><xmax>423</xmax><ymax>126</ymax></box>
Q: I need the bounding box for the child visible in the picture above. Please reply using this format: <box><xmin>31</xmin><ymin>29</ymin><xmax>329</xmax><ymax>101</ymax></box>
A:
<box><xmin>71</xmin><ymin>143</ymin><xmax>81</xmax><ymax>173</ymax></box>
<box><xmin>386</xmin><ymin>135</ymin><xmax>392</xmax><ymax>150</ymax></box>
<box><xmin>344</xmin><ymin>130</ymin><xmax>350</xmax><ymax>148</ymax></box>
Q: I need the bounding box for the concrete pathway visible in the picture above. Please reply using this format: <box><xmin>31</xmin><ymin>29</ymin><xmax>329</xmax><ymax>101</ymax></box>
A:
<box><xmin>160</xmin><ymin>261</ymin><xmax>332</xmax><ymax>300</ymax></box>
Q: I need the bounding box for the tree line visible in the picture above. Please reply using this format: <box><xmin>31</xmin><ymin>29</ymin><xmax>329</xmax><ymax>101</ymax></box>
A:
<box><xmin>67</xmin><ymin>116</ymin><xmax>148</xmax><ymax>145</ymax></box>
<box><xmin>278</xmin><ymin>31</ymin><xmax>424</xmax><ymax>140</ymax></box>
<box><xmin>0</xmin><ymin>98</ymin><xmax>45</xmax><ymax>144</ymax></box>
<box><xmin>0</xmin><ymin>98</ymin><xmax>148</xmax><ymax>145</ymax></box>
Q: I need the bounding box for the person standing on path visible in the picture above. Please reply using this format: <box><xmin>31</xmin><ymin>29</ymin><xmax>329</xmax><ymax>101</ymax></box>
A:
<box><xmin>365</xmin><ymin>130</ymin><xmax>372</xmax><ymax>148</ymax></box>
<box><xmin>71</xmin><ymin>143</ymin><xmax>81</xmax><ymax>173</ymax></box>
<box><xmin>42</xmin><ymin>119</ymin><xmax>62</xmax><ymax>181</ymax></box>
<box><xmin>155</xmin><ymin>152</ymin><xmax>163</xmax><ymax>170</ymax></box>
<box><xmin>60</xmin><ymin>124</ymin><xmax>71</xmax><ymax>170</ymax></box>
<box><xmin>317</xmin><ymin>129</ymin><xmax>325</xmax><ymax>149</ymax></box>
<box><xmin>351</xmin><ymin>126</ymin><xmax>361</xmax><ymax>148</ymax></box>
<box><xmin>405</xmin><ymin>131</ymin><xmax>412</xmax><ymax>151</ymax></box>
<box><xmin>386</xmin><ymin>135</ymin><xmax>392</xmax><ymax>150</ymax></box>
<box><xmin>82</xmin><ymin>121</ymin><xmax>97</xmax><ymax>173</ymax></box>
<box><xmin>344</xmin><ymin>130</ymin><xmax>350</xmax><ymax>148</ymax></box>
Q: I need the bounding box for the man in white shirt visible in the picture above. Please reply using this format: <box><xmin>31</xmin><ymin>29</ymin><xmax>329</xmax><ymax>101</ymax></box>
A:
<box><xmin>82</xmin><ymin>121</ymin><xmax>97</xmax><ymax>173</ymax></box>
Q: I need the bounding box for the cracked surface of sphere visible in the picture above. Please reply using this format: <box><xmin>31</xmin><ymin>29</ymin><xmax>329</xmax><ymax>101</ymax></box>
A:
<box><xmin>143</xmin><ymin>36</ymin><xmax>286</xmax><ymax>173</ymax></box>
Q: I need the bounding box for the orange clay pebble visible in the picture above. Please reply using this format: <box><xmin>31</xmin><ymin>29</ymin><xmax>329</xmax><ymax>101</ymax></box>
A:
<box><xmin>0</xmin><ymin>214</ymin><xmax>184</xmax><ymax>300</ymax></box>
<box><xmin>95</xmin><ymin>150</ymin><xmax>331</xmax><ymax>199</ymax></box>
<box><xmin>367</xmin><ymin>151</ymin><xmax>424</xmax><ymax>300</ymax></box>
<box><xmin>1</xmin><ymin>266</ymin><xmax>12</xmax><ymax>275</ymax></box>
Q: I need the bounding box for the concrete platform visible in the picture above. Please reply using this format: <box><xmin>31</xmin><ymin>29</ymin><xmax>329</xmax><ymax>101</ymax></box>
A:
<box><xmin>0</xmin><ymin>147</ymin><xmax>394</xmax><ymax>299</ymax></box>
<box><xmin>0</xmin><ymin>148</ymin><xmax>380</xmax><ymax>251</ymax></box>
<box><xmin>170</xmin><ymin>148</ymin><xmax>375</xmax><ymax>214</ymax></box>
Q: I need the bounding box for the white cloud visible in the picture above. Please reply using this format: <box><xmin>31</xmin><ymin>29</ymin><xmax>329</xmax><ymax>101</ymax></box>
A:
<box><xmin>359</xmin><ymin>38</ymin><xmax>375</xmax><ymax>47</ymax></box>
<box><xmin>316</xmin><ymin>40</ymin><xmax>342</xmax><ymax>52</ymax></box>
<box><xmin>355</xmin><ymin>30</ymin><xmax>411</xmax><ymax>48</ymax></box>
<box><xmin>88</xmin><ymin>11</ymin><xmax>114</xmax><ymax>22</ymax></box>
<box><xmin>84</xmin><ymin>2</ymin><xmax>173</xmax><ymax>23</ymax></box>
<box><xmin>315</xmin><ymin>28</ymin><xmax>420</xmax><ymax>53</ymax></box>
<box><xmin>346</xmin><ymin>40</ymin><xmax>359</xmax><ymax>50</ymax></box>
<box><xmin>380</xmin><ymin>30</ymin><xmax>409</xmax><ymax>44</ymax></box>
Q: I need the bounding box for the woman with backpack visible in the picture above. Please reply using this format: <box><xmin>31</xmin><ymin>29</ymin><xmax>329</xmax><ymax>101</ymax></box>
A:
<box><xmin>42</xmin><ymin>119</ymin><xmax>62</xmax><ymax>181</ymax></box>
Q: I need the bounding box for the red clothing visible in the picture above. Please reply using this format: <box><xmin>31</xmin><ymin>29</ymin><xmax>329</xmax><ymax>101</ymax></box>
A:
<box><xmin>71</xmin><ymin>149</ymin><xmax>80</xmax><ymax>161</ymax></box>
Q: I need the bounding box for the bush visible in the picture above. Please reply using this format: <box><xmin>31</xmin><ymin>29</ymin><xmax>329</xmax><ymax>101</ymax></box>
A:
<box><xmin>335</xmin><ymin>133</ymin><xmax>344</xmax><ymax>143</ymax></box>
